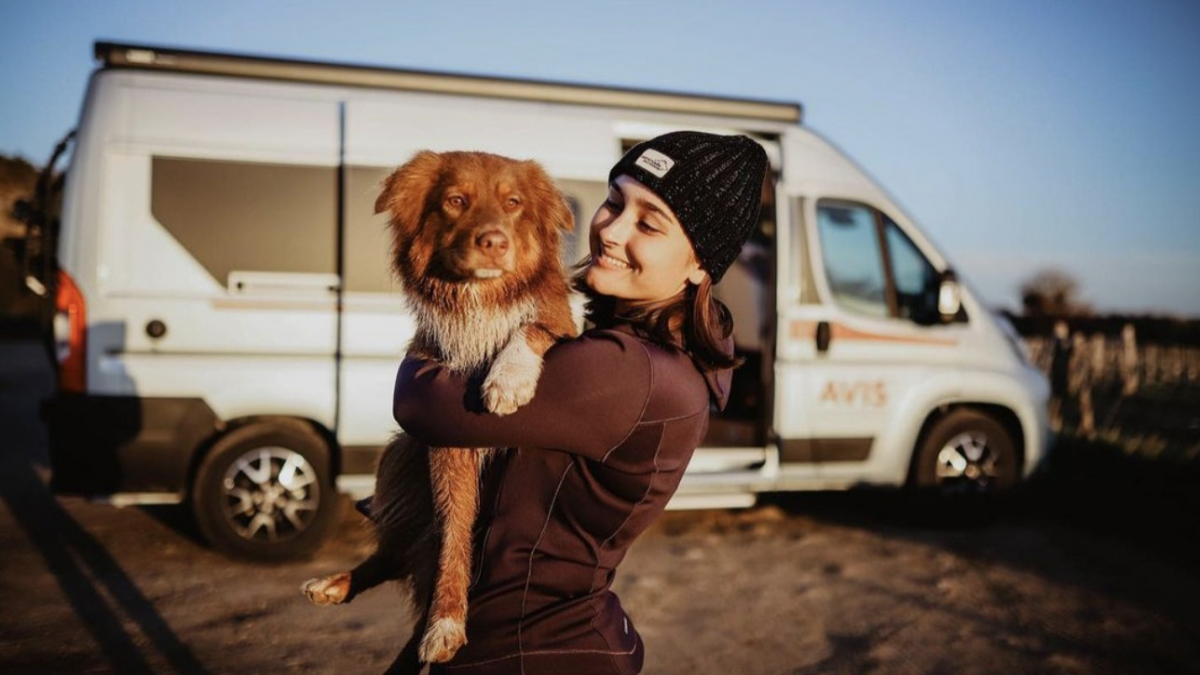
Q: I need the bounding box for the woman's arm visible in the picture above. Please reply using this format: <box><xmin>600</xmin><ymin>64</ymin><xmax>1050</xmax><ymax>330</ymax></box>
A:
<box><xmin>393</xmin><ymin>330</ymin><xmax>651</xmax><ymax>462</ymax></box>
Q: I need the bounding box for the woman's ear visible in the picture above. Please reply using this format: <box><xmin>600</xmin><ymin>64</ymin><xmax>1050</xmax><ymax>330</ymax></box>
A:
<box><xmin>687</xmin><ymin>263</ymin><xmax>709</xmax><ymax>286</ymax></box>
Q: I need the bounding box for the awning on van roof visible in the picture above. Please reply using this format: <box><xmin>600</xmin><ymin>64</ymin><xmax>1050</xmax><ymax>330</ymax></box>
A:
<box><xmin>94</xmin><ymin>41</ymin><xmax>803</xmax><ymax>124</ymax></box>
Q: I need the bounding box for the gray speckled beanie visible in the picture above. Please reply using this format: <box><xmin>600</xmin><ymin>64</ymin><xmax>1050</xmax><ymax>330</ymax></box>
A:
<box><xmin>608</xmin><ymin>131</ymin><xmax>768</xmax><ymax>282</ymax></box>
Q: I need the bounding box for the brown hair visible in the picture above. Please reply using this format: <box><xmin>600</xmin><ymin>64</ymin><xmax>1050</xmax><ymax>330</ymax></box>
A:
<box><xmin>571</xmin><ymin>260</ymin><xmax>743</xmax><ymax>372</ymax></box>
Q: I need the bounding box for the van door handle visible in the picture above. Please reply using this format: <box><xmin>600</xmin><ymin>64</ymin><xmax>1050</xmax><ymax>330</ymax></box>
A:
<box><xmin>816</xmin><ymin>321</ymin><xmax>831</xmax><ymax>353</ymax></box>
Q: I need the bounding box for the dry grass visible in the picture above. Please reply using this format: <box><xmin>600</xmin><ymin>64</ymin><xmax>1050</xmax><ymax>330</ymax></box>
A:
<box><xmin>1027</xmin><ymin>335</ymin><xmax>1200</xmax><ymax>463</ymax></box>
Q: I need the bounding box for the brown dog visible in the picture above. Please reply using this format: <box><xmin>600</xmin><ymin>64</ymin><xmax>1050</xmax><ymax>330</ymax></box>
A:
<box><xmin>302</xmin><ymin>150</ymin><xmax>577</xmax><ymax>672</ymax></box>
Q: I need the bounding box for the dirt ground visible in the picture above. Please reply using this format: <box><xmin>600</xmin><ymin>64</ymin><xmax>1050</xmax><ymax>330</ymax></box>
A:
<box><xmin>3</xmin><ymin>339</ymin><xmax>1200</xmax><ymax>675</ymax></box>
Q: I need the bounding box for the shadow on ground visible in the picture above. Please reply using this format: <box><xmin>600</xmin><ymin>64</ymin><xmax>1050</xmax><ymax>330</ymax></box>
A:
<box><xmin>757</xmin><ymin>436</ymin><xmax>1200</xmax><ymax>639</ymax></box>
<box><xmin>764</xmin><ymin>436</ymin><xmax>1200</xmax><ymax>565</ymax></box>
<box><xmin>0</xmin><ymin>338</ymin><xmax>210</xmax><ymax>674</ymax></box>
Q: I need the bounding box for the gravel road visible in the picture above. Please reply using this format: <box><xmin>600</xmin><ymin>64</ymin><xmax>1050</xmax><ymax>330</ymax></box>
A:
<box><xmin>3</xmin><ymin>340</ymin><xmax>1199</xmax><ymax>675</ymax></box>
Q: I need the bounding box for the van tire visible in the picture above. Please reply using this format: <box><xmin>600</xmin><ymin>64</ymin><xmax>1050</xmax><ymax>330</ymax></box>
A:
<box><xmin>192</xmin><ymin>421</ymin><xmax>340</xmax><ymax>561</ymax></box>
<box><xmin>912</xmin><ymin>409</ymin><xmax>1020</xmax><ymax>498</ymax></box>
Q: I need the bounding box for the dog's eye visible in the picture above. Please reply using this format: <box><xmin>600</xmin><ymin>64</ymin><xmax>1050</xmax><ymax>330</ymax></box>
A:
<box><xmin>506</xmin><ymin>197</ymin><xmax>521</xmax><ymax>209</ymax></box>
<box><xmin>447</xmin><ymin>195</ymin><xmax>467</xmax><ymax>209</ymax></box>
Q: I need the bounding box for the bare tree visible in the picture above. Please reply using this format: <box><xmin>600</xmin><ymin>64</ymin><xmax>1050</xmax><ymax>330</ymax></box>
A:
<box><xmin>1020</xmin><ymin>268</ymin><xmax>1091</xmax><ymax>317</ymax></box>
<box><xmin>1</xmin><ymin>155</ymin><xmax>38</xmax><ymax>241</ymax></box>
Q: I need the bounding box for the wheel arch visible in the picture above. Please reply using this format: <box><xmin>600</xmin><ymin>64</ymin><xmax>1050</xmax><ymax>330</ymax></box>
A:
<box><xmin>905</xmin><ymin>402</ymin><xmax>1026</xmax><ymax>487</ymax></box>
<box><xmin>184</xmin><ymin>415</ymin><xmax>341</xmax><ymax>500</ymax></box>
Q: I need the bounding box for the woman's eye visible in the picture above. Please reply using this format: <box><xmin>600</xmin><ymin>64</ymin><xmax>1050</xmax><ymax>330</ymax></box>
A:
<box><xmin>603</xmin><ymin>198</ymin><xmax>622</xmax><ymax>212</ymax></box>
<box><xmin>638</xmin><ymin>220</ymin><xmax>660</xmax><ymax>234</ymax></box>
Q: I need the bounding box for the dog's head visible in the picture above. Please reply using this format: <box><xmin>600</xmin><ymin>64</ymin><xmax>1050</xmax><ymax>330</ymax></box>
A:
<box><xmin>375</xmin><ymin>151</ymin><xmax>573</xmax><ymax>297</ymax></box>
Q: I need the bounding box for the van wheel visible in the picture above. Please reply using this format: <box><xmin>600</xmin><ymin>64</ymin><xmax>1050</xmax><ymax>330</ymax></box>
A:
<box><xmin>192</xmin><ymin>421</ymin><xmax>340</xmax><ymax>561</ymax></box>
<box><xmin>913</xmin><ymin>410</ymin><xmax>1020</xmax><ymax>497</ymax></box>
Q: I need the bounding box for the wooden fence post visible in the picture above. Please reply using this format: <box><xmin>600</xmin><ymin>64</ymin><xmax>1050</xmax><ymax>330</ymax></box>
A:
<box><xmin>1121</xmin><ymin>324</ymin><xmax>1139</xmax><ymax>395</ymax></box>
<box><xmin>1070</xmin><ymin>332</ymin><xmax>1095</xmax><ymax>438</ymax></box>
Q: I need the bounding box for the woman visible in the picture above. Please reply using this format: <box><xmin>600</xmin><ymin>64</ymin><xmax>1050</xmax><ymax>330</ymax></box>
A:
<box><xmin>393</xmin><ymin>131</ymin><xmax>769</xmax><ymax>675</ymax></box>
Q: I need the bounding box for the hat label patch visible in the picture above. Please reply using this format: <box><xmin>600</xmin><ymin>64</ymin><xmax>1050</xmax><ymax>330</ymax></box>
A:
<box><xmin>635</xmin><ymin>149</ymin><xmax>675</xmax><ymax>178</ymax></box>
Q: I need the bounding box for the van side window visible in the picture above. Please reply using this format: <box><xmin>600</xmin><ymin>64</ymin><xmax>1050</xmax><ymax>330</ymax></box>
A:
<box><xmin>816</xmin><ymin>203</ymin><xmax>889</xmax><ymax>318</ymax></box>
<box><xmin>816</xmin><ymin>201</ymin><xmax>942</xmax><ymax>324</ymax></box>
<box><xmin>344</xmin><ymin>166</ymin><xmax>399</xmax><ymax>294</ymax></box>
<box><xmin>885</xmin><ymin>220</ymin><xmax>939</xmax><ymax>323</ymax></box>
<box><xmin>151</xmin><ymin>157</ymin><xmax>336</xmax><ymax>285</ymax></box>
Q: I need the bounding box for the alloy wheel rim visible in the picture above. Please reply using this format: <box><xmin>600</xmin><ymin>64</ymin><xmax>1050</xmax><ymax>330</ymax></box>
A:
<box><xmin>221</xmin><ymin>447</ymin><xmax>319</xmax><ymax>542</ymax></box>
<box><xmin>934</xmin><ymin>431</ymin><xmax>1000</xmax><ymax>494</ymax></box>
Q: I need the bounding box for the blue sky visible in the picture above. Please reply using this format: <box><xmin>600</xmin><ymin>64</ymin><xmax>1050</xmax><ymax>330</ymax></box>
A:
<box><xmin>2</xmin><ymin>0</ymin><xmax>1197</xmax><ymax>315</ymax></box>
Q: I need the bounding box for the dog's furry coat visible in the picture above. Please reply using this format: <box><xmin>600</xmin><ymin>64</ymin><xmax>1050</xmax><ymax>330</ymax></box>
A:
<box><xmin>302</xmin><ymin>150</ymin><xmax>576</xmax><ymax>674</ymax></box>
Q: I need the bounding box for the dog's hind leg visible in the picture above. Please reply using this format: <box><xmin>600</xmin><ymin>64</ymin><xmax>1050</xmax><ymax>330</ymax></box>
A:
<box><xmin>302</xmin><ymin>550</ymin><xmax>399</xmax><ymax>606</ymax></box>
<box><xmin>305</xmin><ymin>433</ymin><xmax>436</xmax><ymax>607</ymax></box>
<box><xmin>419</xmin><ymin>447</ymin><xmax>482</xmax><ymax>663</ymax></box>
<box><xmin>301</xmin><ymin>571</ymin><xmax>354</xmax><ymax>606</ymax></box>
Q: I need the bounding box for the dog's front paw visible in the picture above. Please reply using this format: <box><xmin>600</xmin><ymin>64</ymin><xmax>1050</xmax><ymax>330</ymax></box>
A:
<box><xmin>419</xmin><ymin>617</ymin><xmax>468</xmax><ymax>663</ymax></box>
<box><xmin>482</xmin><ymin>368</ymin><xmax>538</xmax><ymax>415</ymax></box>
<box><xmin>482</xmin><ymin>345</ymin><xmax>542</xmax><ymax>415</ymax></box>
<box><xmin>301</xmin><ymin>572</ymin><xmax>352</xmax><ymax>606</ymax></box>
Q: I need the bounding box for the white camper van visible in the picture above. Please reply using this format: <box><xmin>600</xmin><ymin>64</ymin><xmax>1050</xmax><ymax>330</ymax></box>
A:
<box><xmin>38</xmin><ymin>42</ymin><xmax>1050</xmax><ymax>559</ymax></box>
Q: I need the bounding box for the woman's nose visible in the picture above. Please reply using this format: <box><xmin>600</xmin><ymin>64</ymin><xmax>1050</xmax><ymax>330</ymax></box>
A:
<box><xmin>597</xmin><ymin>212</ymin><xmax>633</xmax><ymax>246</ymax></box>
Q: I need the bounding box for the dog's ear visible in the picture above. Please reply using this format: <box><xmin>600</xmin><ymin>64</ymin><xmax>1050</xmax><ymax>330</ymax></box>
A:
<box><xmin>376</xmin><ymin>150</ymin><xmax>443</xmax><ymax>238</ymax></box>
<box><xmin>519</xmin><ymin>160</ymin><xmax>575</xmax><ymax>233</ymax></box>
<box><xmin>550</xmin><ymin>190</ymin><xmax>575</xmax><ymax>233</ymax></box>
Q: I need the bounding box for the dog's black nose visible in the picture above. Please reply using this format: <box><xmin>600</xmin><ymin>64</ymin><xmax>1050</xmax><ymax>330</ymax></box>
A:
<box><xmin>475</xmin><ymin>230</ymin><xmax>510</xmax><ymax>257</ymax></box>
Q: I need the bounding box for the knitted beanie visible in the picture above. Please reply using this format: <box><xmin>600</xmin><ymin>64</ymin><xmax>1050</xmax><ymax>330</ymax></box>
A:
<box><xmin>608</xmin><ymin>131</ymin><xmax>768</xmax><ymax>282</ymax></box>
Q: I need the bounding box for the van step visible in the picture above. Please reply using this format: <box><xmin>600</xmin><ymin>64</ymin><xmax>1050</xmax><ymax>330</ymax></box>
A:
<box><xmin>688</xmin><ymin>446</ymin><xmax>766</xmax><ymax>473</ymax></box>
<box><xmin>667</xmin><ymin>492</ymin><xmax>756</xmax><ymax>510</ymax></box>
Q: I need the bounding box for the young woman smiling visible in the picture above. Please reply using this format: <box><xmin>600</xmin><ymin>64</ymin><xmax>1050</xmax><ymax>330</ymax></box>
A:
<box><xmin>393</xmin><ymin>131</ymin><xmax>768</xmax><ymax>675</ymax></box>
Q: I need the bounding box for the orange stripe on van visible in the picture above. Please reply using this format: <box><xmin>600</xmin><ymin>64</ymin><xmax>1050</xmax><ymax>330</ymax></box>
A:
<box><xmin>789</xmin><ymin>320</ymin><xmax>957</xmax><ymax>346</ymax></box>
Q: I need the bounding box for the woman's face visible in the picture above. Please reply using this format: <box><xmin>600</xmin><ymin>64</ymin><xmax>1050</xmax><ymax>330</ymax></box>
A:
<box><xmin>585</xmin><ymin>175</ymin><xmax>708</xmax><ymax>306</ymax></box>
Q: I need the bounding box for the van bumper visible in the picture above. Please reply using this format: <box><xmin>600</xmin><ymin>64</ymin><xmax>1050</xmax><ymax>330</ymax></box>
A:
<box><xmin>1021</xmin><ymin>365</ymin><xmax>1055</xmax><ymax>479</ymax></box>
<box><xmin>1027</xmin><ymin>417</ymin><xmax>1056</xmax><ymax>478</ymax></box>
<box><xmin>41</xmin><ymin>393</ymin><xmax>220</xmax><ymax>497</ymax></box>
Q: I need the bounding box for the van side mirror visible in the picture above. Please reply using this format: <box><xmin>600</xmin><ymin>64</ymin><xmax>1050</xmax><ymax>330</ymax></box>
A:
<box><xmin>937</xmin><ymin>269</ymin><xmax>962</xmax><ymax>321</ymax></box>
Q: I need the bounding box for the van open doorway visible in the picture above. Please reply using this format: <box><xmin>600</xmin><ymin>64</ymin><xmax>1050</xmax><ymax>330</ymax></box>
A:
<box><xmin>705</xmin><ymin>171</ymin><xmax>775</xmax><ymax>448</ymax></box>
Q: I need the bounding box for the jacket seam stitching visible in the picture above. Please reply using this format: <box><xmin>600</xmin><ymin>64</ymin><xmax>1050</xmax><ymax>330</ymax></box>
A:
<box><xmin>441</xmin><ymin>643</ymin><xmax>639</xmax><ymax>669</ymax></box>
<box><xmin>640</xmin><ymin>405</ymin><xmax>708</xmax><ymax>425</ymax></box>
<box><xmin>589</xmin><ymin>427</ymin><xmax>663</xmax><ymax>597</ymax></box>
<box><xmin>600</xmin><ymin>340</ymin><xmax>654</xmax><ymax>464</ymax></box>
<box><xmin>588</xmin><ymin>424</ymin><xmax>662</xmax><ymax>668</ymax></box>
<box><xmin>517</xmin><ymin>458</ymin><xmax>575</xmax><ymax>675</ymax></box>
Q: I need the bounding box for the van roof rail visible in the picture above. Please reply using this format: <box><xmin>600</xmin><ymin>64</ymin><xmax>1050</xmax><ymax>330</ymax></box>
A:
<box><xmin>94</xmin><ymin>41</ymin><xmax>802</xmax><ymax>124</ymax></box>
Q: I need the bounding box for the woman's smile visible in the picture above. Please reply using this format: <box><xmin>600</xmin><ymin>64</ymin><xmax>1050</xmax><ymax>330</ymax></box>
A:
<box><xmin>595</xmin><ymin>252</ymin><xmax>632</xmax><ymax>270</ymax></box>
<box><xmin>585</xmin><ymin>175</ymin><xmax>706</xmax><ymax>305</ymax></box>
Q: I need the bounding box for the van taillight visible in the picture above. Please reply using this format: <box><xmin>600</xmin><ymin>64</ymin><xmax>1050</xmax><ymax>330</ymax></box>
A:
<box><xmin>54</xmin><ymin>270</ymin><xmax>87</xmax><ymax>393</ymax></box>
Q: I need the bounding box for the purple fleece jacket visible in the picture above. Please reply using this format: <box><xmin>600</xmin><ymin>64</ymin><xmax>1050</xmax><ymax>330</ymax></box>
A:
<box><xmin>393</xmin><ymin>323</ymin><xmax>732</xmax><ymax>675</ymax></box>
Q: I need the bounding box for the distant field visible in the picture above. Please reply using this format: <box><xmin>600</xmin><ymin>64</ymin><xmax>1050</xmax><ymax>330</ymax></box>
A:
<box><xmin>1026</xmin><ymin>336</ymin><xmax>1200</xmax><ymax>463</ymax></box>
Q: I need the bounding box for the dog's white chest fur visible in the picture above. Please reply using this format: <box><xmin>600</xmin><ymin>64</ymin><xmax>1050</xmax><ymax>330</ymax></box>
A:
<box><xmin>413</xmin><ymin>291</ymin><xmax>537</xmax><ymax>374</ymax></box>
